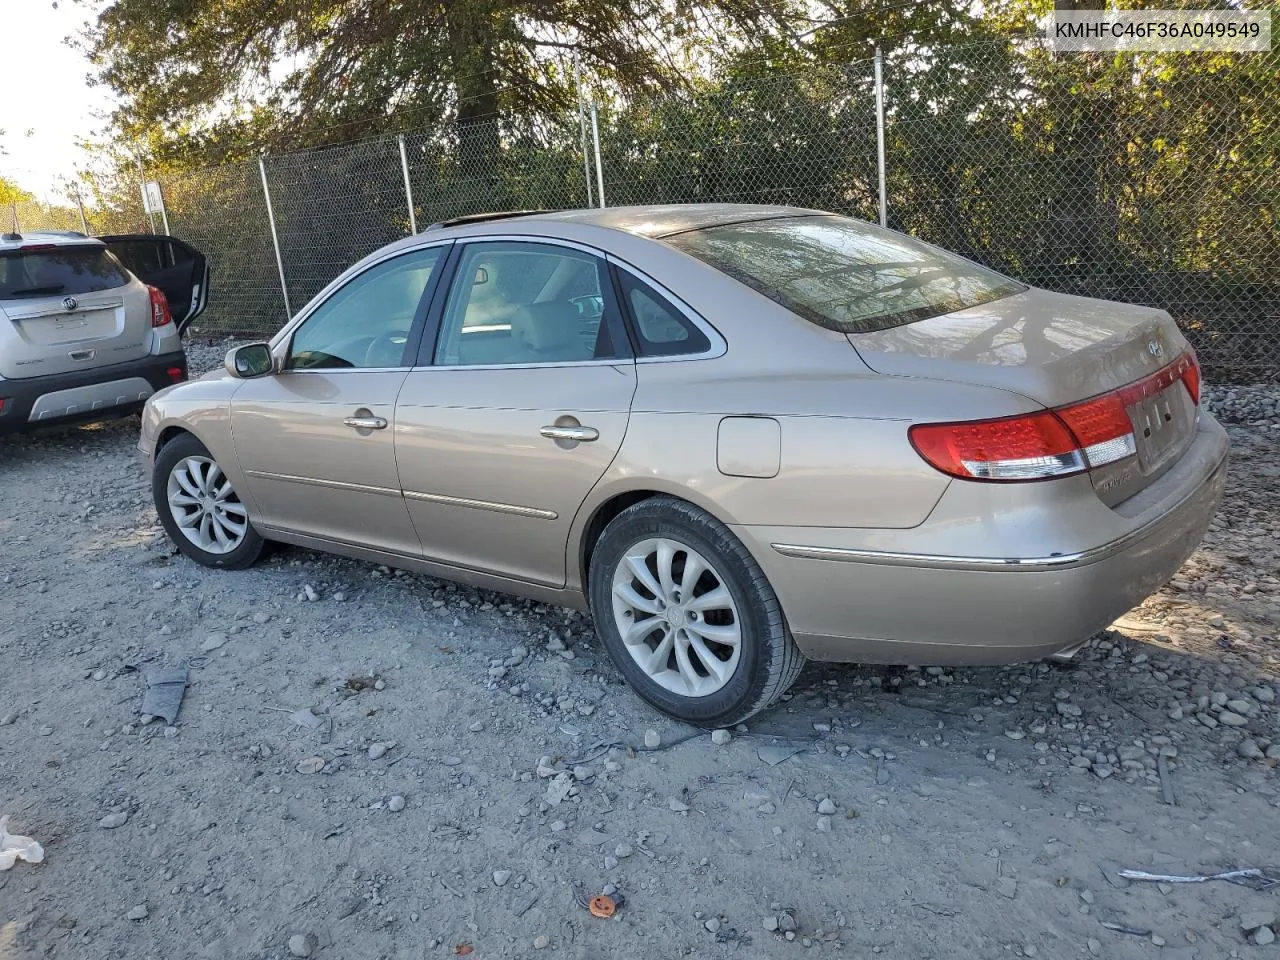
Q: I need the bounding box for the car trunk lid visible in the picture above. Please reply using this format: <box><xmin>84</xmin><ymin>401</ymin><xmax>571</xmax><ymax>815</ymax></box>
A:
<box><xmin>850</xmin><ymin>287</ymin><xmax>1199</xmax><ymax>504</ymax></box>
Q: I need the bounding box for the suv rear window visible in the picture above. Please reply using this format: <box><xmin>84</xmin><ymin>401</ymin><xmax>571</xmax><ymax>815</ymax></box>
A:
<box><xmin>665</xmin><ymin>215</ymin><xmax>1024</xmax><ymax>334</ymax></box>
<box><xmin>0</xmin><ymin>245</ymin><xmax>131</xmax><ymax>299</ymax></box>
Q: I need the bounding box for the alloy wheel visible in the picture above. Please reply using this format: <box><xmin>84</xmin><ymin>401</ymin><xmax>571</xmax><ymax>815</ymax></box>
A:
<box><xmin>166</xmin><ymin>455</ymin><xmax>248</xmax><ymax>555</ymax></box>
<box><xmin>610</xmin><ymin>537</ymin><xmax>743</xmax><ymax>697</ymax></box>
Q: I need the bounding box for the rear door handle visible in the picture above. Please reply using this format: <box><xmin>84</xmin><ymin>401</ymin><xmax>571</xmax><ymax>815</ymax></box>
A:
<box><xmin>344</xmin><ymin>415</ymin><xmax>388</xmax><ymax>430</ymax></box>
<box><xmin>540</xmin><ymin>425</ymin><xmax>599</xmax><ymax>442</ymax></box>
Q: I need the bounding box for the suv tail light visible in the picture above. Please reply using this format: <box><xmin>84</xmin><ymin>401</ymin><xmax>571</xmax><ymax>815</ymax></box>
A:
<box><xmin>147</xmin><ymin>285</ymin><xmax>172</xmax><ymax>328</ymax></box>
<box><xmin>909</xmin><ymin>350</ymin><xmax>1200</xmax><ymax>482</ymax></box>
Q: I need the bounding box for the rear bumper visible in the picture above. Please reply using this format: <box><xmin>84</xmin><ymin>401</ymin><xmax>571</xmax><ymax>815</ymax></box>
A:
<box><xmin>0</xmin><ymin>351</ymin><xmax>187</xmax><ymax>435</ymax></box>
<box><xmin>735</xmin><ymin>414</ymin><xmax>1229</xmax><ymax>665</ymax></box>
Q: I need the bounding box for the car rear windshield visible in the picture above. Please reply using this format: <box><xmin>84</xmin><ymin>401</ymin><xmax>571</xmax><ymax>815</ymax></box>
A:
<box><xmin>0</xmin><ymin>245</ymin><xmax>130</xmax><ymax>299</ymax></box>
<box><xmin>665</xmin><ymin>215</ymin><xmax>1024</xmax><ymax>334</ymax></box>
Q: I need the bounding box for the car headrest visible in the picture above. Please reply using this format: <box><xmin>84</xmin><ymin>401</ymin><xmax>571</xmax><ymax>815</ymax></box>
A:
<box><xmin>511</xmin><ymin>301</ymin><xmax>591</xmax><ymax>359</ymax></box>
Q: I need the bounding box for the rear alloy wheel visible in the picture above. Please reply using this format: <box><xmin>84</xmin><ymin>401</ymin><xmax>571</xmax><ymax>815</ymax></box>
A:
<box><xmin>153</xmin><ymin>433</ymin><xmax>264</xmax><ymax>569</ymax></box>
<box><xmin>589</xmin><ymin>497</ymin><xmax>804</xmax><ymax>726</ymax></box>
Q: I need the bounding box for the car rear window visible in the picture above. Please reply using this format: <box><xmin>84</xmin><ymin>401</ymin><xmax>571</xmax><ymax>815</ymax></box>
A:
<box><xmin>0</xmin><ymin>245</ymin><xmax>131</xmax><ymax>299</ymax></box>
<box><xmin>665</xmin><ymin>215</ymin><xmax>1024</xmax><ymax>334</ymax></box>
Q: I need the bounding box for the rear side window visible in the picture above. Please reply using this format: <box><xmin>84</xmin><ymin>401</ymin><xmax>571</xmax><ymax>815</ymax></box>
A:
<box><xmin>665</xmin><ymin>215</ymin><xmax>1024</xmax><ymax>334</ymax></box>
<box><xmin>107</xmin><ymin>238</ymin><xmax>193</xmax><ymax>276</ymax></box>
<box><xmin>0</xmin><ymin>246</ymin><xmax>131</xmax><ymax>299</ymax></box>
<box><xmin>616</xmin><ymin>270</ymin><xmax>710</xmax><ymax>357</ymax></box>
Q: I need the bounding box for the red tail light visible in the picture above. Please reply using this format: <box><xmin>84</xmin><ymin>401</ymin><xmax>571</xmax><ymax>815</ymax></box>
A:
<box><xmin>166</xmin><ymin>366</ymin><xmax>186</xmax><ymax>384</ymax></box>
<box><xmin>910</xmin><ymin>350</ymin><xmax>1200</xmax><ymax>482</ymax></box>
<box><xmin>147</xmin><ymin>285</ymin><xmax>172</xmax><ymax>328</ymax></box>
<box><xmin>1181</xmin><ymin>350</ymin><xmax>1201</xmax><ymax>405</ymax></box>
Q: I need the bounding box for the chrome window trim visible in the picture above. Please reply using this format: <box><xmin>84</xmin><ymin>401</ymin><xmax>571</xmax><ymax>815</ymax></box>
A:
<box><xmin>407</xmin><ymin>360</ymin><xmax>633</xmax><ymax>373</ymax></box>
<box><xmin>277</xmin><ymin>367</ymin><xmax>410</xmax><ymax>376</ymax></box>
<box><xmin>268</xmin><ymin>240</ymin><xmax>456</xmax><ymax>357</ymax></box>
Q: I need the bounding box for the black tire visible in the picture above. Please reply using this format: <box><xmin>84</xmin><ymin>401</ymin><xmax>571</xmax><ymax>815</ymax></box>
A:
<box><xmin>588</xmin><ymin>496</ymin><xmax>804</xmax><ymax>726</ymax></box>
<box><xmin>152</xmin><ymin>432</ymin><xmax>264</xmax><ymax>570</ymax></box>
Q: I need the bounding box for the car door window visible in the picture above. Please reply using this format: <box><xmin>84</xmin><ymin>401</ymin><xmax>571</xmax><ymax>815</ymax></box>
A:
<box><xmin>107</xmin><ymin>238</ymin><xmax>190</xmax><ymax>276</ymax></box>
<box><xmin>434</xmin><ymin>242</ymin><xmax>623</xmax><ymax>367</ymax></box>
<box><xmin>289</xmin><ymin>248</ymin><xmax>443</xmax><ymax>370</ymax></box>
<box><xmin>616</xmin><ymin>270</ymin><xmax>711</xmax><ymax>357</ymax></box>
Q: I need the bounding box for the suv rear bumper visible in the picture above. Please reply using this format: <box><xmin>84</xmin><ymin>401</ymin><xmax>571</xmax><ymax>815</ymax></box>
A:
<box><xmin>0</xmin><ymin>351</ymin><xmax>187</xmax><ymax>435</ymax></box>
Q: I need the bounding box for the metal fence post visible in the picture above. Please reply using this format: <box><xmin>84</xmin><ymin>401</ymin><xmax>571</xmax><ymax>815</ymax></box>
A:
<box><xmin>398</xmin><ymin>134</ymin><xmax>418</xmax><ymax>234</ymax></box>
<box><xmin>258</xmin><ymin>155</ymin><xmax>294</xmax><ymax>320</ymax></box>
<box><xmin>589</xmin><ymin>103</ymin><xmax>606</xmax><ymax>208</ymax></box>
<box><xmin>575</xmin><ymin>56</ymin><xmax>594</xmax><ymax>208</ymax></box>
<box><xmin>874</xmin><ymin>45</ymin><xmax>888</xmax><ymax>228</ymax></box>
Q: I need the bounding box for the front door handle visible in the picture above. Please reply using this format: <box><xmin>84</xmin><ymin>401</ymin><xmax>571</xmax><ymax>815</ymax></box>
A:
<box><xmin>540</xmin><ymin>424</ymin><xmax>599</xmax><ymax>443</ymax></box>
<box><xmin>343</xmin><ymin>415</ymin><xmax>388</xmax><ymax>430</ymax></box>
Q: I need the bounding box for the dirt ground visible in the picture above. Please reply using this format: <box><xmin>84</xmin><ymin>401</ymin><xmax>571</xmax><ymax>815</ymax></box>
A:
<box><xmin>2</xmin><ymin>344</ymin><xmax>1278</xmax><ymax>960</ymax></box>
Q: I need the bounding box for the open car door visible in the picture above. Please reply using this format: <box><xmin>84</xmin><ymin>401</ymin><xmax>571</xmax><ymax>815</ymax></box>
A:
<box><xmin>100</xmin><ymin>234</ymin><xmax>210</xmax><ymax>334</ymax></box>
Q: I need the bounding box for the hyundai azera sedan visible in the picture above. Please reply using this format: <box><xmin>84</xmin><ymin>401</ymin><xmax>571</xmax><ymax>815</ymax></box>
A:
<box><xmin>139</xmin><ymin>204</ymin><xmax>1228</xmax><ymax>725</ymax></box>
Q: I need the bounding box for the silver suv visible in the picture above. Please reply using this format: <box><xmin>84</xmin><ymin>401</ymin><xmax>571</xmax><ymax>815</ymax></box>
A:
<box><xmin>0</xmin><ymin>231</ymin><xmax>208</xmax><ymax>434</ymax></box>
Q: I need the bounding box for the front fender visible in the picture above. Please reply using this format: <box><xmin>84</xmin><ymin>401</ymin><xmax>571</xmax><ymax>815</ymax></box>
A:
<box><xmin>138</xmin><ymin>377</ymin><xmax>257</xmax><ymax>516</ymax></box>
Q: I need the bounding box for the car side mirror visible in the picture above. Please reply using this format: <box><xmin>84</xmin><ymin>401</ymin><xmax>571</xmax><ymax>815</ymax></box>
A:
<box><xmin>225</xmin><ymin>343</ymin><xmax>275</xmax><ymax>379</ymax></box>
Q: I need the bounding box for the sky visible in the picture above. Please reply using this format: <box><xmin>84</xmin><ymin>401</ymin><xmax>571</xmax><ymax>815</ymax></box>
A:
<box><xmin>0</xmin><ymin>0</ymin><xmax>116</xmax><ymax>201</ymax></box>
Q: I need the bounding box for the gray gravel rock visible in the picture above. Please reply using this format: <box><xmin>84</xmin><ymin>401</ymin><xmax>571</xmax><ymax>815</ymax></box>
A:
<box><xmin>126</xmin><ymin>905</ymin><xmax>148</xmax><ymax>921</ymax></box>
<box><xmin>288</xmin><ymin>933</ymin><xmax>313</xmax><ymax>957</ymax></box>
<box><xmin>98</xmin><ymin>812</ymin><xmax>128</xmax><ymax>829</ymax></box>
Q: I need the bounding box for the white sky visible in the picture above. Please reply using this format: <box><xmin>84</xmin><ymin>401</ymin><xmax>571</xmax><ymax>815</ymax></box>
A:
<box><xmin>0</xmin><ymin>0</ymin><xmax>116</xmax><ymax>201</ymax></box>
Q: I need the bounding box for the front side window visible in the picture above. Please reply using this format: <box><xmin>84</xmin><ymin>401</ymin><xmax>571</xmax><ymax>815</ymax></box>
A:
<box><xmin>289</xmin><ymin>247</ymin><xmax>443</xmax><ymax>370</ymax></box>
<box><xmin>0</xmin><ymin>245</ymin><xmax>130</xmax><ymax>298</ymax></box>
<box><xmin>665</xmin><ymin>215</ymin><xmax>1024</xmax><ymax>334</ymax></box>
<box><xmin>434</xmin><ymin>242</ymin><xmax>622</xmax><ymax>366</ymax></box>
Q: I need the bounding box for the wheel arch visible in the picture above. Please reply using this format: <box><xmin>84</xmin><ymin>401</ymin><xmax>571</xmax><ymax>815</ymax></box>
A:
<box><xmin>573</xmin><ymin>482</ymin><xmax>740</xmax><ymax>595</ymax></box>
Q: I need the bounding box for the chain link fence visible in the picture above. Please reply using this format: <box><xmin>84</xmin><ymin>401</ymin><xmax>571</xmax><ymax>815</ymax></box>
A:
<box><xmin>102</xmin><ymin>34</ymin><xmax>1276</xmax><ymax>382</ymax></box>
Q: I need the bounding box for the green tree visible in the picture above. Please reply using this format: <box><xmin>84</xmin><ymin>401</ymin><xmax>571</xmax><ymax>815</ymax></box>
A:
<box><xmin>78</xmin><ymin>0</ymin><xmax>806</xmax><ymax>170</ymax></box>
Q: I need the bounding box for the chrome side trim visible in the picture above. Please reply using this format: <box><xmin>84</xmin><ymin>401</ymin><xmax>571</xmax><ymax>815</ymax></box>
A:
<box><xmin>244</xmin><ymin>470</ymin><xmax>402</xmax><ymax>499</ymax></box>
<box><xmin>402</xmin><ymin>489</ymin><xmax>558</xmax><ymax>520</ymax></box>
<box><xmin>769</xmin><ymin>542</ymin><xmax>1090</xmax><ymax>572</ymax></box>
<box><xmin>773</xmin><ymin>453</ymin><xmax>1228</xmax><ymax>573</ymax></box>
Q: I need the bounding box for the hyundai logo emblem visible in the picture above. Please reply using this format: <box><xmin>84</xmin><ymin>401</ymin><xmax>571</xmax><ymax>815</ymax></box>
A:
<box><xmin>1147</xmin><ymin>340</ymin><xmax>1163</xmax><ymax>358</ymax></box>
<box><xmin>62</xmin><ymin>296</ymin><xmax>79</xmax><ymax>312</ymax></box>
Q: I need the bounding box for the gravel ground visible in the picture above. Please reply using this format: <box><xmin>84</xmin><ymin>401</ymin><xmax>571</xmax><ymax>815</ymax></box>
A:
<box><xmin>1</xmin><ymin>338</ymin><xmax>1278</xmax><ymax>960</ymax></box>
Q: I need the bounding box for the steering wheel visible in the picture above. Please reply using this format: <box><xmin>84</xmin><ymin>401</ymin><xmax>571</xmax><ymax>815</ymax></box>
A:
<box><xmin>363</xmin><ymin>329</ymin><xmax>409</xmax><ymax>368</ymax></box>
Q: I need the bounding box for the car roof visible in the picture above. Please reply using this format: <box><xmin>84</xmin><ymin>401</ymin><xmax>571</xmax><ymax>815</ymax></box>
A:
<box><xmin>0</xmin><ymin>231</ymin><xmax>102</xmax><ymax>252</ymax></box>
<box><xmin>432</xmin><ymin>203</ymin><xmax>826</xmax><ymax>240</ymax></box>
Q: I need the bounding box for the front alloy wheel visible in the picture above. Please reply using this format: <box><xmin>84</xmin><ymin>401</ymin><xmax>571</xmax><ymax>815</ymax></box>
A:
<box><xmin>153</xmin><ymin>433</ymin><xmax>264</xmax><ymax>569</ymax></box>
<box><xmin>167</xmin><ymin>455</ymin><xmax>249</xmax><ymax>554</ymax></box>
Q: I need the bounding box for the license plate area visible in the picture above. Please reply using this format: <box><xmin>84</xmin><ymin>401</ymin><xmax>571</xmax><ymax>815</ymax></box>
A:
<box><xmin>1128</xmin><ymin>383</ymin><xmax>1193</xmax><ymax>474</ymax></box>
